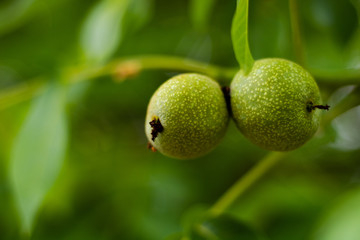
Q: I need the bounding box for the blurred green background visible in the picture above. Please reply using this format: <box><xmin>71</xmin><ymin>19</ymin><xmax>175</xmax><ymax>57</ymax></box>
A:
<box><xmin>0</xmin><ymin>0</ymin><xmax>360</xmax><ymax>239</ymax></box>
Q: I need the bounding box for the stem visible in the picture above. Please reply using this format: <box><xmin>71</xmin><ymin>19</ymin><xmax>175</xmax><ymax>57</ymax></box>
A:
<box><xmin>66</xmin><ymin>55</ymin><xmax>237</xmax><ymax>84</ymax></box>
<box><xmin>0</xmin><ymin>55</ymin><xmax>237</xmax><ymax>111</ymax></box>
<box><xmin>208</xmin><ymin>87</ymin><xmax>360</xmax><ymax>217</ymax></box>
<box><xmin>0</xmin><ymin>79</ymin><xmax>46</xmax><ymax>110</ymax></box>
<box><xmin>1</xmin><ymin>55</ymin><xmax>360</xmax><ymax>112</ymax></box>
<box><xmin>289</xmin><ymin>0</ymin><xmax>305</xmax><ymax>66</ymax></box>
<box><xmin>114</xmin><ymin>55</ymin><xmax>238</xmax><ymax>81</ymax></box>
<box><xmin>209</xmin><ymin>152</ymin><xmax>287</xmax><ymax>215</ymax></box>
<box><xmin>116</xmin><ymin>55</ymin><xmax>238</xmax><ymax>80</ymax></box>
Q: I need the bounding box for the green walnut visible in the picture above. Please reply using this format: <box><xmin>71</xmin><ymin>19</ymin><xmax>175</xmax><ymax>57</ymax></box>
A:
<box><xmin>145</xmin><ymin>73</ymin><xmax>229</xmax><ymax>159</ymax></box>
<box><xmin>230</xmin><ymin>58</ymin><xmax>328</xmax><ymax>151</ymax></box>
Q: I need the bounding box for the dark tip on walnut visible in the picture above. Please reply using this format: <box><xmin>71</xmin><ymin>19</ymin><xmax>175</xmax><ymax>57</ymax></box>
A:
<box><xmin>307</xmin><ymin>101</ymin><xmax>330</xmax><ymax>112</ymax></box>
<box><xmin>313</xmin><ymin>104</ymin><xmax>330</xmax><ymax>111</ymax></box>
<box><xmin>149</xmin><ymin>117</ymin><xmax>164</xmax><ymax>142</ymax></box>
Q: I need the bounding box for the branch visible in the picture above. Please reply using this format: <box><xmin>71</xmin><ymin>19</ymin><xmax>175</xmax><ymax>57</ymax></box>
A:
<box><xmin>1</xmin><ymin>55</ymin><xmax>360</xmax><ymax>111</ymax></box>
<box><xmin>209</xmin><ymin>152</ymin><xmax>287</xmax><ymax>215</ymax></box>
<box><xmin>0</xmin><ymin>79</ymin><xmax>45</xmax><ymax>111</ymax></box>
<box><xmin>104</xmin><ymin>55</ymin><xmax>237</xmax><ymax>85</ymax></box>
<box><xmin>208</xmin><ymin>87</ymin><xmax>360</xmax><ymax>216</ymax></box>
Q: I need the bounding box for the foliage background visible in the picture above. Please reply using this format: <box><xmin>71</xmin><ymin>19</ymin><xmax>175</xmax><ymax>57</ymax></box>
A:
<box><xmin>0</xmin><ymin>0</ymin><xmax>359</xmax><ymax>239</ymax></box>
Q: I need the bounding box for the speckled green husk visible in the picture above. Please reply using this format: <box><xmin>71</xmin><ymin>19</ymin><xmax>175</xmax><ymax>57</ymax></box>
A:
<box><xmin>145</xmin><ymin>73</ymin><xmax>229</xmax><ymax>159</ymax></box>
<box><xmin>230</xmin><ymin>58</ymin><xmax>321</xmax><ymax>151</ymax></box>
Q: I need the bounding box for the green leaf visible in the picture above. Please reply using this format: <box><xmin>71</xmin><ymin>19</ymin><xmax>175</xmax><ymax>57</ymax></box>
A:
<box><xmin>9</xmin><ymin>83</ymin><xmax>68</xmax><ymax>234</ymax></box>
<box><xmin>312</xmin><ymin>188</ymin><xmax>360</xmax><ymax>240</ymax></box>
<box><xmin>231</xmin><ymin>0</ymin><xmax>254</xmax><ymax>73</ymax></box>
<box><xmin>190</xmin><ymin>0</ymin><xmax>216</xmax><ymax>31</ymax></box>
<box><xmin>80</xmin><ymin>0</ymin><xmax>130</xmax><ymax>63</ymax></box>
<box><xmin>189</xmin><ymin>214</ymin><xmax>264</xmax><ymax>240</ymax></box>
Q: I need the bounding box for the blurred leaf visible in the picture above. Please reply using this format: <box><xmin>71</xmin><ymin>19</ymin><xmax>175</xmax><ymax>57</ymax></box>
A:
<box><xmin>9</xmin><ymin>82</ymin><xmax>68</xmax><ymax>234</ymax></box>
<box><xmin>176</xmin><ymin>31</ymin><xmax>212</xmax><ymax>62</ymax></box>
<box><xmin>232</xmin><ymin>0</ymin><xmax>254</xmax><ymax>73</ymax></box>
<box><xmin>300</xmin><ymin>0</ymin><xmax>358</xmax><ymax>73</ymax></box>
<box><xmin>300</xmin><ymin>0</ymin><xmax>357</xmax><ymax>43</ymax></box>
<box><xmin>305</xmin><ymin>28</ymin><xmax>360</xmax><ymax>76</ymax></box>
<box><xmin>189</xmin><ymin>214</ymin><xmax>264</xmax><ymax>240</ymax></box>
<box><xmin>346</xmin><ymin>29</ymin><xmax>360</xmax><ymax>69</ymax></box>
<box><xmin>329</xmin><ymin>105</ymin><xmax>360</xmax><ymax>151</ymax></box>
<box><xmin>123</xmin><ymin>0</ymin><xmax>153</xmax><ymax>34</ymax></box>
<box><xmin>327</xmin><ymin>85</ymin><xmax>357</xmax><ymax>109</ymax></box>
<box><xmin>312</xmin><ymin>188</ymin><xmax>360</xmax><ymax>240</ymax></box>
<box><xmin>165</xmin><ymin>233</ymin><xmax>184</xmax><ymax>240</ymax></box>
<box><xmin>80</xmin><ymin>0</ymin><xmax>130</xmax><ymax>63</ymax></box>
<box><xmin>351</xmin><ymin>0</ymin><xmax>360</xmax><ymax>24</ymax></box>
<box><xmin>80</xmin><ymin>0</ymin><xmax>152</xmax><ymax>63</ymax></box>
<box><xmin>182</xmin><ymin>205</ymin><xmax>209</xmax><ymax>236</ymax></box>
<box><xmin>249</xmin><ymin>0</ymin><xmax>292</xmax><ymax>60</ymax></box>
<box><xmin>190</xmin><ymin>0</ymin><xmax>216</xmax><ymax>31</ymax></box>
<box><xmin>0</xmin><ymin>0</ymin><xmax>37</xmax><ymax>35</ymax></box>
